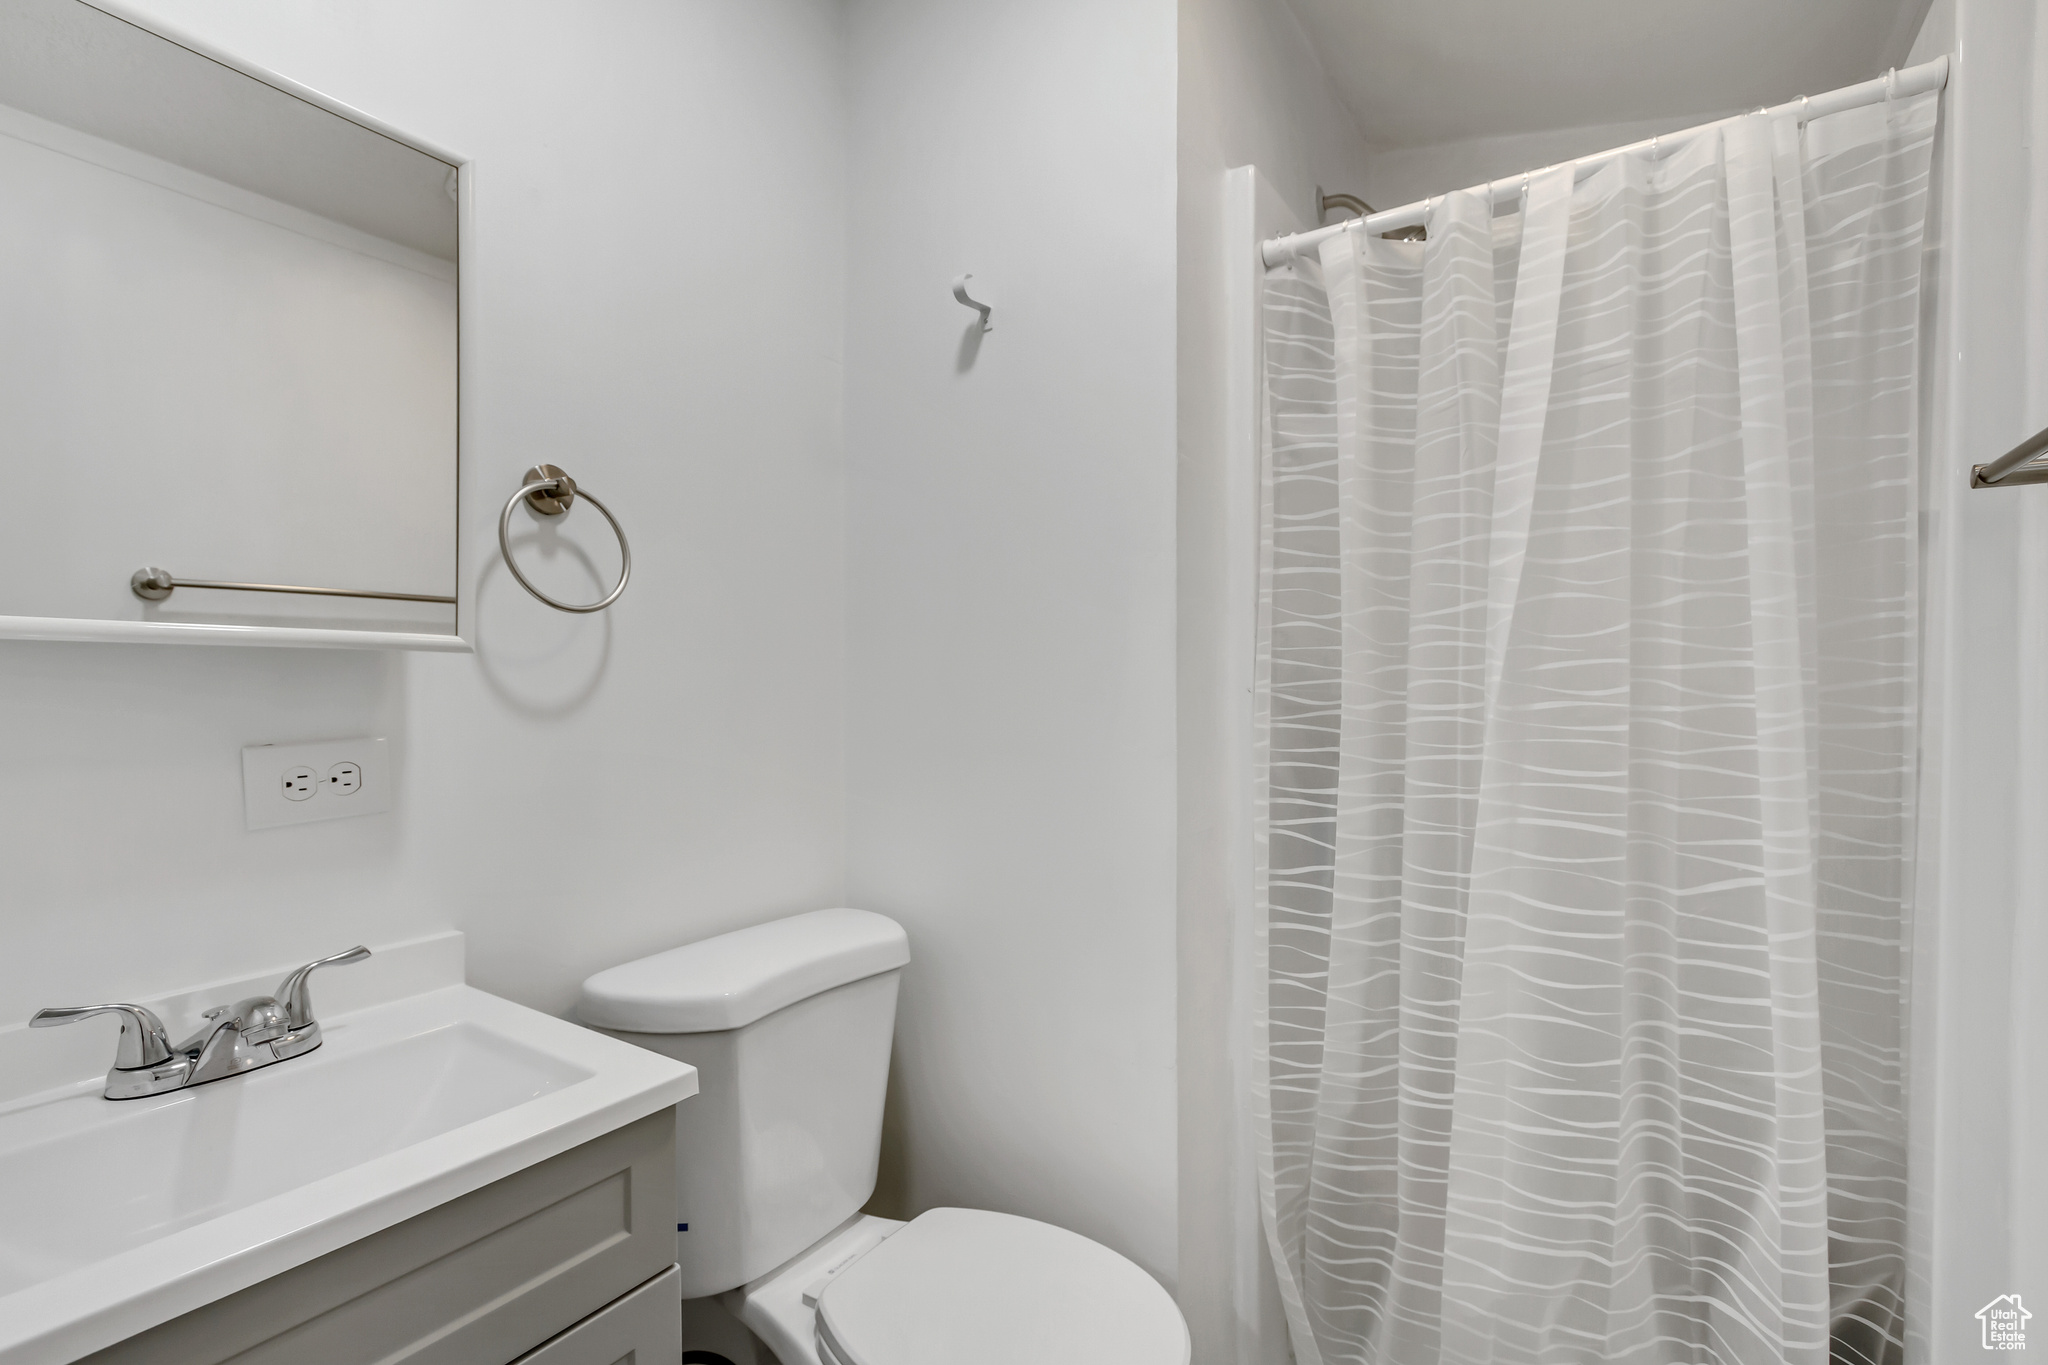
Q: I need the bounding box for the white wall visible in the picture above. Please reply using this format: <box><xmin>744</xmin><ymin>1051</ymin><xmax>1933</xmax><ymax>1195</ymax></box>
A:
<box><xmin>3</xmin><ymin>0</ymin><xmax>1321</xmax><ymax>1347</ymax></box>
<box><xmin>2016</xmin><ymin>0</ymin><xmax>2048</xmax><ymax>1326</ymax></box>
<box><xmin>1</xmin><ymin>0</ymin><xmax>848</xmax><ymax>1035</ymax></box>
<box><xmin>1909</xmin><ymin>0</ymin><xmax>2046</xmax><ymax>1358</ymax></box>
<box><xmin>1177</xmin><ymin>2</ymin><xmax>1374</xmax><ymax>1360</ymax></box>
<box><xmin>842</xmin><ymin>0</ymin><xmax>1182</xmax><ymax>1290</ymax></box>
<box><xmin>1182</xmin><ymin>0</ymin><xmax>1378</xmax><ymax>230</ymax></box>
<box><xmin>4</xmin><ymin>0</ymin><xmax>1198</xmax><ymax>1330</ymax></box>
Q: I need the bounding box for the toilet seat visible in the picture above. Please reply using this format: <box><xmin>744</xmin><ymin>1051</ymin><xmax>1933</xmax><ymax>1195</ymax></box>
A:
<box><xmin>814</xmin><ymin>1207</ymin><xmax>1189</xmax><ymax>1365</ymax></box>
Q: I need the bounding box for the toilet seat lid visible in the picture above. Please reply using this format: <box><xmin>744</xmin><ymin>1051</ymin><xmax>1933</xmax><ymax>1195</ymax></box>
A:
<box><xmin>814</xmin><ymin>1208</ymin><xmax>1189</xmax><ymax>1365</ymax></box>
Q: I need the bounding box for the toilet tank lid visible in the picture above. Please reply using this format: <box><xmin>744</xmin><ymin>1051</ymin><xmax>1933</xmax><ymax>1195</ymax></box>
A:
<box><xmin>577</xmin><ymin>908</ymin><xmax>909</xmax><ymax>1033</ymax></box>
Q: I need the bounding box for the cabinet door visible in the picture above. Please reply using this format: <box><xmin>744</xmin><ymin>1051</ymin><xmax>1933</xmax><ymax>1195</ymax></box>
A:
<box><xmin>514</xmin><ymin>1267</ymin><xmax>681</xmax><ymax>1365</ymax></box>
<box><xmin>83</xmin><ymin>1110</ymin><xmax>676</xmax><ymax>1365</ymax></box>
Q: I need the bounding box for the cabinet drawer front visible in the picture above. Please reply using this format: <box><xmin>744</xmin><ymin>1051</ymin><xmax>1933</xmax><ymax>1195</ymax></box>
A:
<box><xmin>83</xmin><ymin>1110</ymin><xmax>677</xmax><ymax>1365</ymax></box>
<box><xmin>512</xmin><ymin>1267</ymin><xmax>681</xmax><ymax>1365</ymax></box>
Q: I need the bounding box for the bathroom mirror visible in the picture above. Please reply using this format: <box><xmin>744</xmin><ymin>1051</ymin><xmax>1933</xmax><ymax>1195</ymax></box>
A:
<box><xmin>0</xmin><ymin>0</ymin><xmax>470</xmax><ymax>650</ymax></box>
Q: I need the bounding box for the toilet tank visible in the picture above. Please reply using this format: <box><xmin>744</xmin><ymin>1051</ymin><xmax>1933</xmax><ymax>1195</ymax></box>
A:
<box><xmin>576</xmin><ymin>908</ymin><xmax>910</xmax><ymax>1299</ymax></box>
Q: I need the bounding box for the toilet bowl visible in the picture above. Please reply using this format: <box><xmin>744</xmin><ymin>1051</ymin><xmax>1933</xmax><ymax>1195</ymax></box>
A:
<box><xmin>577</xmin><ymin>908</ymin><xmax>1189</xmax><ymax>1365</ymax></box>
<box><xmin>718</xmin><ymin>1207</ymin><xmax>1187</xmax><ymax>1365</ymax></box>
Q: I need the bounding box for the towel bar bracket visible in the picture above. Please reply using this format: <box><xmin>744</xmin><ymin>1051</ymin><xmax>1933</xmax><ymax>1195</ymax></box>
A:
<box><xmin>1973</xmin><ymin>422</ymin><xmax>2048</xmax><ymax>489</ymax></box>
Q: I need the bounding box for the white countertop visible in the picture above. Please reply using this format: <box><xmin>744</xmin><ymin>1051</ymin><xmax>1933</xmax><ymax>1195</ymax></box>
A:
<box><xmin>0</xmin><ymin>937</ymin><xmax>693</xmax><ymax>1364</ymax></box>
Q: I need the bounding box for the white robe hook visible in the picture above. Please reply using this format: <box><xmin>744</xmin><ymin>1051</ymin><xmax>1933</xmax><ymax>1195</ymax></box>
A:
<box><xmin>953</xmin><ymin>274</ymin><xmax>993</xmax><ymax>332</ymax></box>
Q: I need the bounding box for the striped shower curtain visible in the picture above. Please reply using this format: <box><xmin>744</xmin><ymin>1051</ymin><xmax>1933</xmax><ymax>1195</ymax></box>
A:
<box><xmin>1253</xmin><ymin>93</ymin><xmax>1935</xmax><ymax>1365</ymax></box>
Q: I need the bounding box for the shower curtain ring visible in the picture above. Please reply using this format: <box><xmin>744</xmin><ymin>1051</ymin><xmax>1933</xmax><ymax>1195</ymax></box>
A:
<box><xmin>1885</xmin><ymin>66</ymin><xmax>1898</xmax><ymax>100</ymax></box>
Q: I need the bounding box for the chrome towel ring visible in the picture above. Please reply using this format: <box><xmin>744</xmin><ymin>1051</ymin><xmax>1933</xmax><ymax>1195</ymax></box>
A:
<box><xmin>499</xmin><ymin>464</ymin><xmax>631</xmax><ymax>613</ymax></box>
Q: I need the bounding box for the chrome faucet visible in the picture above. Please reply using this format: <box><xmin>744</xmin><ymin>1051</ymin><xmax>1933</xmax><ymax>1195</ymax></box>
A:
<box><xmin>31</xmin><ymin>946</ymin><xmax>371</xmax><ymax>1100</ymax></box>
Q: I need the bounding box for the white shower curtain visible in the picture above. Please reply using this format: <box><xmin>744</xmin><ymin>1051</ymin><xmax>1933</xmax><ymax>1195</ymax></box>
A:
<box><xmin>1253</xmin><ymin>93</ymin><xmax>1935</xmax><ymax>1365</ymax></box>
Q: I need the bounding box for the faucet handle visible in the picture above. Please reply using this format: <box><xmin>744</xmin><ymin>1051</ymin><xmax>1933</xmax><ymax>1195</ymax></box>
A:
<box><xmin>29</xmin><ymin>1003</ymin><xmax>174</xmax><ymax>1070</ymax></box>
<box><xmin>275</xmin><ymin>946</ymin><xmax>371</xmax><ymax>1029</ymax></box>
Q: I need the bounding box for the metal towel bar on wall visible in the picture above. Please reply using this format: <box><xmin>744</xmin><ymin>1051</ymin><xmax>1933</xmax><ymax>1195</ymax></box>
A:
<box><xmin>498</xmin><ymin>464</ymin><xmax>632</xmax><ymax>613</ymax></box>
<box><xmin>130</xmin><ymin>463</ymin><xmax>631</xmax><ymax>616</ymax></box>
<box><xmin>1973</xmin><ymin>423</ymin><xmax>2048</xmax><ymax>488</ymax></box>
<box><xmin>131</xmin><ymin>568</ymin><xmax>454</xmax><ymax>605</ymax></box>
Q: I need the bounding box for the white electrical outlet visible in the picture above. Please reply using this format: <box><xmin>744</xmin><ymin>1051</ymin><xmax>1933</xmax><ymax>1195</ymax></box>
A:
<box><xmin>243</xmin><ymin>738</ymin><xmax>391</xmax><ymax>830</ymax></box>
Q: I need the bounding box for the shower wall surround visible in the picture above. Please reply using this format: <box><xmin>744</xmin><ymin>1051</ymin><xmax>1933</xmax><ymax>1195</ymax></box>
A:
<box><xmin>1904</xmin><ymin>0</ymin><xmax>2048</xmax><ymax>1354</ymax></box>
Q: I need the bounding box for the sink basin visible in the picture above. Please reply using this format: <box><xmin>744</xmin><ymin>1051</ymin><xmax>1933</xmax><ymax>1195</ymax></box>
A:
<box><xmin>0</xmin><ymin>980</ymin><xmax>693</xmax><ymax>1364</ymax></box>
<box><xmin>0</xmin><ymin>1018</ymin><xmax>585</xmax><ymax>1296</ymax></box>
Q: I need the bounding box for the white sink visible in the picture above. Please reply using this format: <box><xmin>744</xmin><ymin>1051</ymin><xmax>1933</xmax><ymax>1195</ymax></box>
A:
<box><xmin>0</xmin><ymin>969</ymin><xmax>693</xmax><ymax>1365</ymax></box>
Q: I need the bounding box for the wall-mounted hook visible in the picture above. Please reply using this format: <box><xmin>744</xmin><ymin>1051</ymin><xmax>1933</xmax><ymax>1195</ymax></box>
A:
<box><xmin>952</xmin><ymin>274</ymin><xmax>992</xmax><ymax>332</ymax></box>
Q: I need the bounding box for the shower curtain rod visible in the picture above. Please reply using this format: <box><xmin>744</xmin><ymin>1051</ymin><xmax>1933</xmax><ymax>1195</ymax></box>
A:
<box><xmin>1261</xmin><ymin>53</ymin><xmax>1951</xmax><ymax>268</ymax></box>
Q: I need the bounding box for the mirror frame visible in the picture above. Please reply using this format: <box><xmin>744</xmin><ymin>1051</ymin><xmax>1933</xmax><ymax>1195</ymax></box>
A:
<box><xmin>0</xmin><ymin>0</ymin><xmax>476</xmax><ymax>653</ymax></box>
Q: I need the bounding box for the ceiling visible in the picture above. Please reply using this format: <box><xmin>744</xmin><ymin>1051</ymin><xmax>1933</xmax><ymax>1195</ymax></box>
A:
<box><xmin>1287</xmin><ymin>0</ymin><xmax>1935</xmax><ymax>150</ymax></box>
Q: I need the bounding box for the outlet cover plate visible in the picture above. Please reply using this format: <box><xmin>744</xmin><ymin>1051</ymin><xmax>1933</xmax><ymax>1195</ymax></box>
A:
<box><xmin>243</xmin><ymin>738</ymin><xmax>392</xmax><ymax>830</ymax></box>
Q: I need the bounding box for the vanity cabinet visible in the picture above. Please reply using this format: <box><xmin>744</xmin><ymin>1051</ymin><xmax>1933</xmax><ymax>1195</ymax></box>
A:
<box><xmin>78</xmin><ymin>1110</ymin><xmax>679</xmax><ymax>1365</ymax></box>
<box><xmin>507</xmin><ymin>1267</ymin><xmax>680</xmax><ymax>1365</ymax></box>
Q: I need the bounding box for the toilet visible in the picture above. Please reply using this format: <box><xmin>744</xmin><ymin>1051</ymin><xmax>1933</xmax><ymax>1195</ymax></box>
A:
<box><xmin>576</xmin><ymin>907</ymin><xmax>1190</xmax><ymax>1365</ymax></box>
